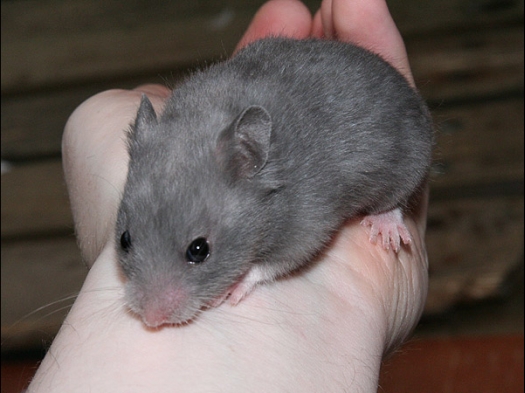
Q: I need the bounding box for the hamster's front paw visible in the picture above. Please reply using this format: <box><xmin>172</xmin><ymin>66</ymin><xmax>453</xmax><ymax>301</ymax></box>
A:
<box><xmin>361</xmin><ymin>208</ymin><xmax>412</xmax><ymax>253</ymax></box>
<box><xmin>226</xmin><ymin>267</ymin><xmax>268</xmax><ymax>305</ymax></box>
<box><xmin>209</xmin><ymin>283</ymin><xmax>253</xmax><ymax>308</ymax></box>
<box><xmin>228</xmin><ymin>281</ymin><xmax>256</xmax><ymax>305</ymax></box>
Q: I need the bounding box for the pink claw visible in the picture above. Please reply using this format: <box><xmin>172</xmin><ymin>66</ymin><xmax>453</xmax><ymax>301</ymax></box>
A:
<box><xmin>360</xmin><ymin>208</ymin><xmax>412</xmax><ymax>253</ymax></box>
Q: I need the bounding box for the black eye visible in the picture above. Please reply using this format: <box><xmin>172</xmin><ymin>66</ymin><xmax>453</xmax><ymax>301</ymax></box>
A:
<box><xmin>186</xmin><ymin>237</ymin><xmax>210</xmax><ymax>264</ymax></box>
<box><xmin>120</xmin><ymin>230</ymin><xmax>132</xmax><ymax>252</ymax></box>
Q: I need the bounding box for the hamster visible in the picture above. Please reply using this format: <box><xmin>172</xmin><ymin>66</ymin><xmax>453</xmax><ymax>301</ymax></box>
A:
<box><xmin>115</xmin><ymin>37</ymin><xmax>433</xmax><ymax>327</ymax></box>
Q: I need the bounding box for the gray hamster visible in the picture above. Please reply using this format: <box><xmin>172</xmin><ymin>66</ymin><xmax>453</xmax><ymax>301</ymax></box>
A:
<box><xmin>115</xmin><ymin>37</ymin><xmax>433</xmax><ymax>327</ymax></box>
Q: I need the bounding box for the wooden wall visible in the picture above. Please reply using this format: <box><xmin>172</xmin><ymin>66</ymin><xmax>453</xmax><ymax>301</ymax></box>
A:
<box><xmin>1</xmin><ymin>0</ymin><xmax>523</xmax><ymax>351</ymax></box>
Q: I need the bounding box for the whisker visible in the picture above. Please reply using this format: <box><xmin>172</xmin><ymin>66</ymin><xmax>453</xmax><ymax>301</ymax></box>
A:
<box><xmin>6</xmin><ymin>293</ymin><xmax>79</xmax><ymax>329</ymax></box>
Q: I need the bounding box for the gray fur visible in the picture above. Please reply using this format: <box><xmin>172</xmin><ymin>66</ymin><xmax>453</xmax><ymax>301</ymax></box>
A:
<box><xmin>115</xmin><ymin>37</ymin><xmax>433</xmax><ymax>325</ymax></box>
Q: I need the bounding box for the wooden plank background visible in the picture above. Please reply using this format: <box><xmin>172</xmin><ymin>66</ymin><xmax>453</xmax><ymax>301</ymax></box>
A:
<box><xmin>1</xmin><ymin>0</ymin><xmax>524</xmax><ymax>351</ymax></box>
<box><xmin>379</xmin><ymin>334</ymin><xmax>524</xmax><ymax>393</ymax></box>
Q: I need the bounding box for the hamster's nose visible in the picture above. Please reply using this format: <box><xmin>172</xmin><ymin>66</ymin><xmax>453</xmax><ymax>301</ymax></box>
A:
<box><xmin>141</xmin><ymin>288</ymin><xmax>187</xmax><ymax>327</ymax></box>
<box><xmin>143</xmin><ymin>308</ymin><xmax>170</xmax><ymax>328</ymax></box>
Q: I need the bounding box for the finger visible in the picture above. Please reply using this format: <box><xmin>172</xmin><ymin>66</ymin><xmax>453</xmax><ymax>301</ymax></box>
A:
<box><xmin>235</xmin><ymin>0</ymin><xmax>312</xmax><ymax>52</ymax></box>
<box><xmin>319</xmin><ymin>0</ymin><xmax>334</xmax><ymax>39</ymax></box>
<box><xmin>311</xmin><ymin>9</ymin><xmax>324</xmax><ymax>38</ymax></box>
<box><xmin>330</xmin><ymin>0</ymin><xmax>414</xmax><ymax>85</ymax></box>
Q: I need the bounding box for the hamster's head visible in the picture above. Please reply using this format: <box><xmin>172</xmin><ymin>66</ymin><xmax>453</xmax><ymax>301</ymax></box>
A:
<box><xmin>115</xmin><ymin>96</ymin><xmax>278</xmax><ymax>327</ymax></box>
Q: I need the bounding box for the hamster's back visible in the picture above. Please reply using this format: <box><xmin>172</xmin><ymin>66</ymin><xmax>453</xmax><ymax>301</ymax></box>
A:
<box><xmin>161</xmin><ymin>37</ymin><xmax>433</xmax><ymax>215</ymax></box>
<box><xmin>225</xmin><ymin>38</ymin><xmax>433</xmax><ymax>213</ymax></box>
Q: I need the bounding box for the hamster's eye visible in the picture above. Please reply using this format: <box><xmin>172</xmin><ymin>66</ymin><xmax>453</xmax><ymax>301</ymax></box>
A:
<box><xmin>186</xmin><ymin>237</ymin><xmax>210</xmax><ymax>264</ymax></box>
<box><xmin>120</xmin><ymin>230</ymin><xmax>132</xmax><ymax>252</ymax></box>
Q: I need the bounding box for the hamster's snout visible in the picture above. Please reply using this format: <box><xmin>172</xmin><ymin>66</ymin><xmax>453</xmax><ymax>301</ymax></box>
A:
<box><xmin>126</xmin><ymin>284</ymin><xmax>193</xmax><ymax>327</ymax></box>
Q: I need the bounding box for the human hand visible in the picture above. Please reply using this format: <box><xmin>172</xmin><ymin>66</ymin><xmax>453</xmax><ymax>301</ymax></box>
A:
<box><xmin>30</xmin><ymin>1</ymin><xmax>429</xmax><ymax>391</ymax></box>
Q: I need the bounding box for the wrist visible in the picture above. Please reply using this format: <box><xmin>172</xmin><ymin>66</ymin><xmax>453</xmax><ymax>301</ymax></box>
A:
<box><xmin>29</xmin><ymin>241</ymin><xmax>388</xmax><ymax>392</ymax></box>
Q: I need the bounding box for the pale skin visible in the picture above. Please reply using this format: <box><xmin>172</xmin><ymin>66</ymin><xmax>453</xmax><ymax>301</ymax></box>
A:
<box><xmin>28</xmin><ymin>0</ymin><xmax>429</xmax><ymax>392</ymax></box>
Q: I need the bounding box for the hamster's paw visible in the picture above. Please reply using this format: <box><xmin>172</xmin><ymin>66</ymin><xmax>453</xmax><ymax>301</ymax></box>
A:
<box><xmin>209</xmin><ymin>291</ymin><xmax>231</xmax><ymax>308</ymax></box>
<box><xmin>361</xmin><ymin>208</ymin><xmax>412</xmax><ymax>253</ymax></box>
<box><xmin>228</xmin><ymin>282</ymin><xmax>255</xmax><ymax>305</ymax></box>
<box><xmin>227</xmin><ymin>267</ymin><xmax>266</xmax><ymax>305</ymax></box>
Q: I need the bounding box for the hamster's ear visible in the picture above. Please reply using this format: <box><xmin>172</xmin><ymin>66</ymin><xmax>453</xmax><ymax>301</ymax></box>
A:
<box><xmin>217</xmin><ymin>105</ymin><xmax>272</xmax><ymax>179</ymax></box>
<box><xmin>130</xmin><ymin>94</ymin><xmax>158</xmax><ymax>141</ymax></box>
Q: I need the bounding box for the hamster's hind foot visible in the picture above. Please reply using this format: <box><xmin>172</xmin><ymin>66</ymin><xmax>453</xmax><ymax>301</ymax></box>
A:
<box><xmin>360</xmin><ymin>208</ymin><xmax>412</xmax><ymax>253</ymax></box>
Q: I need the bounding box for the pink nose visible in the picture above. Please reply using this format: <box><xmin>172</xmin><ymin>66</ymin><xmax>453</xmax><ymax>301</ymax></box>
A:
<box><xmin>143</xmin><ymin>308</ymin><xmax>170</xmax><ymax>327</ymax></box>
<box><xmin>141</xmin><ymin>288</ymin><xmax>186</xmax><ymax>327</ymax></box>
